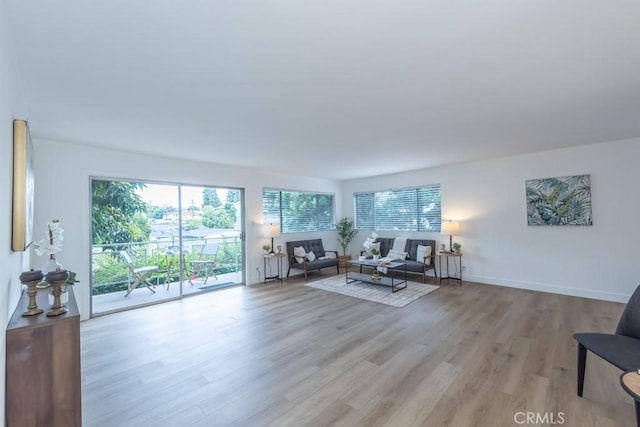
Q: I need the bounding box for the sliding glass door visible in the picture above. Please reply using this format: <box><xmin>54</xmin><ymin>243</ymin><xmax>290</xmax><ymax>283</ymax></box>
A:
<box><xmin>179</xmin><ymin>185</ymin><xmax>244</xmax><ymax>294</ymax></box>
<box><xmin>90</xmin><ymin>179</ymin><xmax>244</xmax><ymax>316</ymax></box>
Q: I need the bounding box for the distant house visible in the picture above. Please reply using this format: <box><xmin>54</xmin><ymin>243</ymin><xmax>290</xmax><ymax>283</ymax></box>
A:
<box><xmin>163</xmin><ymin>209</ymin><xmax>202</xmax><ymax>221</ymax></box>
<box><xmin>182</xmin><ymin>227</ymin><xmax>221</xmax><ymax>240</ymax></box>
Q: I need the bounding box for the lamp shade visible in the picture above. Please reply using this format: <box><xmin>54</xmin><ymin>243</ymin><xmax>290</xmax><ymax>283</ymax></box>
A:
<box><xmin>441</xmin><ymin>221</ymin><xmax>459</xmax><ymax>236</ymax></box>
<box><xmin>263</xmin><ymin>224</ymin><xmax>280</xmax><ymax>238</ymax></box>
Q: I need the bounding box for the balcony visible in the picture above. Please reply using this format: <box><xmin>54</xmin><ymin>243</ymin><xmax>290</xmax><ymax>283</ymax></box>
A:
<box><xmin>91</xmin><ymin>234</ymin><xmax>243</xmax><ymax>315</ymax></box>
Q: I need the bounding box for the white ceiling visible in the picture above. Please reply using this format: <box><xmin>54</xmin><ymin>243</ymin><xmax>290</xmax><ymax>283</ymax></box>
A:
<box><xmin>5</xmin><ymin>0</ymin><xmax>640</xmax><ymax>180</ymax></box>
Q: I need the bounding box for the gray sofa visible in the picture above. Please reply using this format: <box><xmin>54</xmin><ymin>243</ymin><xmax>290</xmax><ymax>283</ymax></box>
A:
<box><xmin>363</xmin><ymin>237</ymin><xmax>437</xmax><ymax>282</ymax></box>
<box><xmin>286</xmin><ymin>239</ymin><xmax>339</xmax><ymax>280</ymax></box>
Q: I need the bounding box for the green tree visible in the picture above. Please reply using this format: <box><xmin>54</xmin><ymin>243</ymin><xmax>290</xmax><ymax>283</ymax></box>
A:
<box><xmin>92</xmin><ymin>180</ymin><xmax>148</xmax><ymax>244</ymax></box>
<box><xmin>223</xmin><ymin>202</ymin><xmax>237</xmax><ymax>225</ymax></box>
<box><xmin>185</xmin><ymin>218</ymin><xmax>202</xmax><ymax>230</ymax></box>
<box><xmin>201</xmin><ymin>205</ymin><xmax>216</xmax><ymax>228</ymax></box>
<box><xmin>129</xmin><ymin>212</ymin><xmax>152</xmax><ymax>242</ymax></box>
<box><xmin>281</xmin><ymin>192</ymin><xmax>333</xmax><ymax>232</ymax></box>
<box><xmin>374</xmin><ymin>189</ymin><xmax>417</xmax><ymax>231</ymax></box>
<box><xmin>203</xmin><ymin>188</ymin><xmax>221</xmax><ymax>207</ymax></box>
<box><xmin>227</xmin><ymin>189</ymin><xmax>240</xmax><ymax>203</ymax></box>
<box><xmin>262</xmin><ymin>189</ymin><xmax>334</xmax><ymax>233</ymax></box>
<box><xmin>202</xmin><ymin>205</ymin><xmax>235</xmax><ymax>229</ymax></box>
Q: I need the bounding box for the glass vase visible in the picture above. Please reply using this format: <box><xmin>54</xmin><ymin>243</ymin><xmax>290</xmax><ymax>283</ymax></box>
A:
<box><xmin>42</xmin><ymin>255</ymin><xmax>62</xmax><ymax>275</ymax></box>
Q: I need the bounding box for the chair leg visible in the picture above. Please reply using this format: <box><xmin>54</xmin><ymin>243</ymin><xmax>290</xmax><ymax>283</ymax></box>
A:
<box><xmin>144</xmin><ymin>280</ymin><xmax>156</xmax><ymax>293</ymax></box>
<box><xmin>125</xmin><ymin>275</ymin><xmax>156</xmax><ymax>296</ymax></box>
<box><xmin>125</xmin><ymin>279</ymin><xmax>137</xmax><ymax>297</ymax></box>
<box><xmin>577</xmin><ymin>343</ymin><xmax>587</xmax><ymax>397</ymax></box>
<box><xmin>635</xmin><ymin>400</ymin><xmax>640</xmax><ymax>427</ymax></box>
<box><xmin>140</xmin><ymin>276</ymin><xmax>156</xmax><ymax>294</ymax></box>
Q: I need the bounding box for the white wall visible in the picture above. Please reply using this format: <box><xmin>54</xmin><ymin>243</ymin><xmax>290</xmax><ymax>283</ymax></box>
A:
<box><xmin>342</xmin><ymin>138</ymin><xmax>640</xmax><ymax>302</ymax></box>
<box><xmin>0</xmin><ymin>0</ymin><xmax>29</xmax><ymax>422</ymax></box>
<box><xmin>31</xmin><ymin>136</ymin><xmax>640</xmax><ymax>325</ymax></box>
<box><xmin>31</xmin><ymin>139</ymin><xmax>341</xmax><ymax>320</ymax></box>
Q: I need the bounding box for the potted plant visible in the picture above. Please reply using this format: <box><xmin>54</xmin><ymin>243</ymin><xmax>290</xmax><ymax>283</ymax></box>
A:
<box><xmin>371</xmin><ymin>246</ymin><xmax>380</xmax><ymax>261</ymax></box>
<box><xmin>335</xmin><ymin>217</ymin><xmax>358</xmax><ymax>267</ymax></box>
<box><xmin>262</xmin><ymin>243</ymin><xmax>271</xmax><ymax>254</ymax></box>
<box><xmin>452</xmin><ymin>242</ymin><xmax>462</xmax><ymax>253</ymax></box>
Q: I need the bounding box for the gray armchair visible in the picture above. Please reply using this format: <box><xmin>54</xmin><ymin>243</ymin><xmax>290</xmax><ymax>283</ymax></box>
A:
<box><xmin>286</xmin><ymin>239</ymin><xmax>339</xmax><ymax>280</ymax></box>
<box><xmin>573</xmin><ymin>283</ymin><xmax>640</xmax><ymax>422</ymax></box>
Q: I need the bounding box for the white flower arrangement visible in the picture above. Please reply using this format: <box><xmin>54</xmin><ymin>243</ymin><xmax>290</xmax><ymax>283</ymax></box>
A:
<box><xmin>33</xmin><ymin>219</ymin><xmax>64</xmax><ymax>258</ymax></box>
<box><xmin>33</xmin><ymin>219</ymin><xmax>78</xmax><ymax>287</ymax></box>
<box><xmin>363</xmin><ymin>232</ymin><xmax>379</xmax><ymax>255</ymax></box>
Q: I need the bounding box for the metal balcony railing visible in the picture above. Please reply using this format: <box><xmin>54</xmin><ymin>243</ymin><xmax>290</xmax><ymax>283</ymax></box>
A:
<box><xmin>91</xmin><ymin>234</ymin><xmax>242</xmax><ymax>294</ymax></box>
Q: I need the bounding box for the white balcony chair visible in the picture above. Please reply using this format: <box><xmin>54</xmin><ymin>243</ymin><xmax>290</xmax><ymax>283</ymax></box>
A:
<box><xmin>119</xmin><ymin>251</ymin><xmax>158</xmax><ymax>296</ymax></box>
<box><xmin>189</xmin><ymin>243</ymin><xmax>219</xmax><ymax>286</ymax></box>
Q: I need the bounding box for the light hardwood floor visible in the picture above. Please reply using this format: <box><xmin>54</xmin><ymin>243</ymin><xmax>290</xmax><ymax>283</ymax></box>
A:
<box><xmin>81</xmin><ymin>272</ymin><xmax>635</xmax><ymax>426</ymax></box>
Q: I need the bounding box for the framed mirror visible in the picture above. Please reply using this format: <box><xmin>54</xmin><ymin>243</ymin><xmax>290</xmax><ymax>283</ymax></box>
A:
<box><xmin>12</xmin><ymin>119</ymin><xmax>34</xmax><ymax>251</ymax></box>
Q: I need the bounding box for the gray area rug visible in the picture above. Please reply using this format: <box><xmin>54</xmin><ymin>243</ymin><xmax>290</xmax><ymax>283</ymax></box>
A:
<box><xmin>305</xmin><ymin>275</ymin><xmax>439</xmax><ymax>308</ymax></box>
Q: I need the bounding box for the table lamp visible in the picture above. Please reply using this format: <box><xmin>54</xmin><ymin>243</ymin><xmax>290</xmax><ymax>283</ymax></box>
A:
<box><xmin>263</xmin><ymin>223</ymin><xmax>280</xmax><ymax>254</ymax></box>
<box><xmin>441</xmin><ymin>220</ymin><xmax>459</xmax><ymax>253</ymax></box>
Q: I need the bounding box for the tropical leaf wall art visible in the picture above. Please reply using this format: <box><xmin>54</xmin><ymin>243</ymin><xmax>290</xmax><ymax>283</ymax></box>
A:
<box><xmin>525</xmin><ymin>174</ymin><xmax>592</xmax><ymax>226</ymax></box>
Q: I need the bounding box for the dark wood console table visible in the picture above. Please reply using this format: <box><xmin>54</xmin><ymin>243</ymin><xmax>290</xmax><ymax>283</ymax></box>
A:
<box><xmin>6</xmin><ymin>287</ymin><xmax>81</xmax><ymax>426</ymax></box>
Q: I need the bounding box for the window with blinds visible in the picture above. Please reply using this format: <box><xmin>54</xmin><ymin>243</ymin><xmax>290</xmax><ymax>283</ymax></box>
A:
<box><xmin>263</xmin><ymin>189</ymin><xmax>335</xmax><ymax>233</ymax></box>
<box><xmin>354</xmin><ymin>185</ymin><xmax>441</xmax><ymax>232</ymax></box>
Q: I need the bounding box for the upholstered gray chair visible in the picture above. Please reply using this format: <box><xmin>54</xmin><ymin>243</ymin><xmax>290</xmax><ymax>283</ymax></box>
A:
<box><xmin>573</xmin><ymin>284</ymin><xmax>640</xmax><ymax>402</ymax></box>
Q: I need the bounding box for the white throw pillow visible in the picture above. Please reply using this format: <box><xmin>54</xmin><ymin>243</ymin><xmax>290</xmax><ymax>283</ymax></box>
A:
<box><xmin>417</xmin><ymin>245</ymin><xmax>432</xmax><ymax>265</ymax></box>
<box><xmin>306</xmin><ymin>251</ymin><xmax>316</xmax><ymax>262</ymax></box>
<box><xmin>387</xmin><ymin>250</ymin><xmax>408</xmax><ymax>261</ymax></box>
<box><xmin>293</xmin><ymin>246</ymin><xmax>306</xmax><ymax>263</ymax></box>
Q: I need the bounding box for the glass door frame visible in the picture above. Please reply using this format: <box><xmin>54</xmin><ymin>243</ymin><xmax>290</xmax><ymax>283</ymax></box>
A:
<box><xmin>89</xmin><ymin>176</ymin><xmax>246</xmax><ymax>318</ymax></box>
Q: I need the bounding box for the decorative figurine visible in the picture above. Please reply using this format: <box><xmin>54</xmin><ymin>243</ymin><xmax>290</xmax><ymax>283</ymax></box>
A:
<box><xmin>19</xmin><ymin>269</ymin><xmax>44</xmax><ymax>316</ymax></box>
<box><xmin>45</xmin><ymin>269</ymin><xmax>69</xmax><ymax>317</ymax></box>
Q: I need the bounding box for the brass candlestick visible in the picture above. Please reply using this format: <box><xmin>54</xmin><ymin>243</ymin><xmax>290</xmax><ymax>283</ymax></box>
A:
<box><xmin>19</xmin><ymin>269</ymin><xmax>44</xmax><ymax>316</ymax></box>
<box><xmin>45</xmin><ymin>269</ymin><xmax>69</xmax><ymax>317</ymax></box>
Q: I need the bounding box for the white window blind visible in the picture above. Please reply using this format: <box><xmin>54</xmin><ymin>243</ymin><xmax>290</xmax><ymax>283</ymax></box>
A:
<box><xmin>354</xmin><ymin>185</ymin><xmax>441</xmax><ymax>232</ymax></box>
<box><xmin>263</xmin><ymin>189</ymin><xmax>334</xmax><ymax>233</ymax></box>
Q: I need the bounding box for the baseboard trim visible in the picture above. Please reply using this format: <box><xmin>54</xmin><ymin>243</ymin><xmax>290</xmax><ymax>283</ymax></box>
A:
<box><xmin>463</xmin><ymin>274</ymin><xmax>630</xmax><ymax>303</ymax></box>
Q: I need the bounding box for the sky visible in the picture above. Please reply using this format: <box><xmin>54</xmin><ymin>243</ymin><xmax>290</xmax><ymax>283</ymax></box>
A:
<box><xmin>136</xmin><ymin>183</ymin><xmax>228</xmax><ymax>208</ymax></box>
